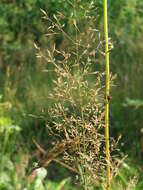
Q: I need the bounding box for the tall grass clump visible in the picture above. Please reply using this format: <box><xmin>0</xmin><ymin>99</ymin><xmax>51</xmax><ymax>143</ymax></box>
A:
<box><xmin>34</xmin><ymin>1</ymin><xmax>120</xmax><ymax>189</ymax></box>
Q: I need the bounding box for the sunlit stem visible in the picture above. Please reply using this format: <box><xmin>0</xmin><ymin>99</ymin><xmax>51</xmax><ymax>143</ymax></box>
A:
<box><xmin>104</xmin><ymin>0</ymin><xmax>111</xmax><ymax>189</ymax></box>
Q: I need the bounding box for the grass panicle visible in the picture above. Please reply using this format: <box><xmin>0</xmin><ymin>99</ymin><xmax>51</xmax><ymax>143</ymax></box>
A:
<box><xmin>34</xmin><ymin>1</ymin><xmax>120</xmax><ymax>189</ymax></box>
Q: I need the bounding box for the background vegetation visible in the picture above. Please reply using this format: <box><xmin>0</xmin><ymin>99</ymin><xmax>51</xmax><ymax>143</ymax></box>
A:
<box><xmin>0</xmin><ymin>0</ymin><xmax>143</xmax><ymax>189</ymax></box>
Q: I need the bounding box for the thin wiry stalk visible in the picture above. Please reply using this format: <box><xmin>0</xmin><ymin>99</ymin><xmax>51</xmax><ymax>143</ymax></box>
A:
<box><xmin>104</xmin><ymin>0</ymin><xmax>111</xmax><ymax>189</ymax></box>
<box><xmin>73</xmin><ymin>2</ymin><xmax>88</xmax><ymax>188</ymax></box>
<box><xmin>81</xmin><ymin>107</ymin><xmax>88</xmax><ymax>189</ymax></box>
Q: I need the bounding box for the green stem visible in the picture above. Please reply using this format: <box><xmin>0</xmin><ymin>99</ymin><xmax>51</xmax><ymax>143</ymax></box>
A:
<box><xmin>104</xmin><ymin>0</ymin><xmax>111</xmax><ymax>189</ymax></box>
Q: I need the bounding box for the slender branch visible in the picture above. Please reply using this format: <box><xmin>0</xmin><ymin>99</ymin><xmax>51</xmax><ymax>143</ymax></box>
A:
<box><xmin>32</xmin><ymin>138</ymin><xmax>79</xmax><ymax>174</ymax></box>
<box><xmin>104</xmin><ymin>0</ymin><xmax>111</xmax><ymax>189</ymax></box>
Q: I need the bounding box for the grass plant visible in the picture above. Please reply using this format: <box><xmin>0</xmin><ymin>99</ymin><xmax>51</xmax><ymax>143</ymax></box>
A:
<box><xmin>34</xmin><ymin>1</ymin><xmax>120</xmax><ymax>189</ymax></box>
<box><xmin>0</xmin><ymin>1</ymin><xmax>142</xmax><ymax>189</ymax></box>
